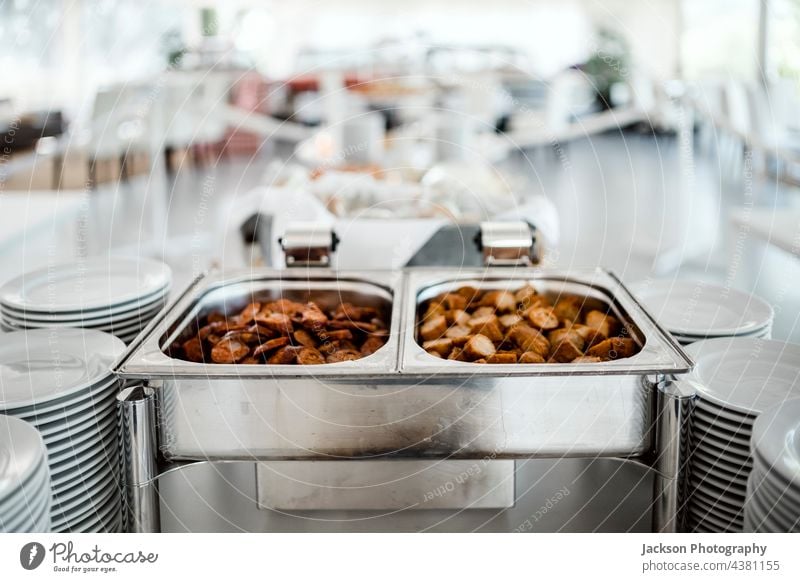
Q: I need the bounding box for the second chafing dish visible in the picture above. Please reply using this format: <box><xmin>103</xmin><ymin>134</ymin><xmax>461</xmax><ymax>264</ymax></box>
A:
<box><xmin>115</xmin><ymin>267</ymin><xmax>691</xmax><ymax>461</ymax></box>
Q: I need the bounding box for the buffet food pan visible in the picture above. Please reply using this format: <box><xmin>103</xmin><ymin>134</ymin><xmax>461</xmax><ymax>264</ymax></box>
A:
<box><xmin>115</xmin><ymin>268</ymin><xmax>692</xmax><ymax>462</ymax></box>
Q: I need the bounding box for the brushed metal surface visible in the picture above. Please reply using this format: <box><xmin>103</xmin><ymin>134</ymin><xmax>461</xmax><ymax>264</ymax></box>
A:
<box><xmin>156</xmin><ymin>459</ymin><xmax>654</xmax><ymax>532</ymax></box>
<box><xmin>255</xmin><ymin>460</ymin><xmax>515</xmax><ymax>510</ymax></box>
<box><xmin>153</xmin><ymin>374</ymin><xmax>652</xmax><ymax>460</ymax></box>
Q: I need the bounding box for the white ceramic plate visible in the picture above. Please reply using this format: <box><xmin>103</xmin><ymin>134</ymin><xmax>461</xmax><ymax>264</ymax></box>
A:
<box><xmin>689</xmin><ymin>485</ymin><xmax>744</xmax><ymax>520</ymax></box>
<box><xmin>52</xmin><ymin>471</ymin><xmax>118</xmax><ymax>521</ymax></box>
<box><xmin>687</xmin><ymin>504</ymin><xmax>742</xmax><ymax>532</ymax></box>
<box><xmin>0</xmin><ymin>300</ymin><xmax>165</xmax><ymax>329</ymax></box>
<box><xmin>752</xmin><ymin>450</ymin><xmax>800</xmax><ymax>504</ymax></box>
<box><xmin>0</xmin><ymin>257</ymin><xmax>171</xmax><ymax>313</ymax></box>
<box><xmin>691</xmin><ymin>454</ymin><xmax>750</xmax><ymax>488</ymax></box>
<box><xmin>48</xmin><ymin>425</ymin><xmax>117</xmax><ymax>476</ymax></box>
<box><xmin>51</xmin><ymin>452</ymin><xmax>115</xmax><ymax>497</ymax></box>
<box><xmin>33</xmin><ymin>396</ymin><xmax>117</xmax><ymax>438</ymax></box>
<box><xmin>751</xmin><ymin>398</ymin><xmax>800</xmax><ymax>489</ymax></box>
<box><xmin>11</xmin><ymin>376</ymin><xmax>119</xmax><ymax>421</ymax></box>
<box><xmin>0</xmin><ymin>415</ymin><xmax>47</xmax><ymax>501</ymax></box>
<box><xmin>691</xmin><ymin>418</ymin><xmax>752</xmax><ymax>450</ymax></box>
<box><xmin>693</xmin><ymin>395</ymin><xmax>758</xmax><ymax>425</ymax></box>
<box><xmin>0</xmin><ymin>329</ymin><xmax>125</xmax><ymax>408</ymax></box>
<box><xmin>2</xmin><ymin>479</ymin><xmax>50</xmax><ymax>532</ymax></box>
<box><xmin>691</xmin><ymin>439</ymin><xmax>753</xmax><ymax>474</ymax></box>
<box><xmin>69</xmin><ymin>494</ymin><xmax>121</xmax><ymax>533</ymax></box>
<box><xmin>693</xmin><ymin>406</ymin><xmax>754</xmax><ymax>437</ymax></box>
<box><xmin>42</xmin><ymin>411</ymin><xmax>118</xmax><ymax>456</ymax></box>
<box><xmin>686</xmin><ymin>338</ymin><xmax>800</xmax><ymax>415</ymax></box>
<box><xmin>747</xmin><ymin>487</ymin><xmax>797</xmax><ymax>532</ymax></box>
<box><xmin>749</xmin><ymin>464</ymin><xmax>800</xmax><ymax>511</ymax></box>
<box><xmin>51</xmin><ymin>480</ymin><xmax>117</xmax><ymax>530</ymax></box>
<box><xmin>629</xmin><ymin>281</ymin><xmax>773</xmax><ymax>336</ymax></box>
<box><xmin>0</xmin><ymin>458</ymin><xmax>49</xmax><ymax>527</ymax></box>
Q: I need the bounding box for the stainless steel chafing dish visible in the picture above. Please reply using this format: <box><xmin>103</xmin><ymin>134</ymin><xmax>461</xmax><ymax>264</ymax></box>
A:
<box><xmin>115</xmin><ymin>256</ymin><xmax>695</xmax><ymax>533</ymax></box>
<box><xmin>116</xmin><ymin>266</ymin><xmax>689</xmax><ymax>455</ymax></box>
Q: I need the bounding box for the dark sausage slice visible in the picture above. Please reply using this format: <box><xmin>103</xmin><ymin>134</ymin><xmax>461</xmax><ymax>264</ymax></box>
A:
<box><xmin>300</xmin><ymin>302</ymin><xmax>328</xmax><ymax>329</ymax></box>
<box><xmin>255</xmin><ymin>312</ymin><xmax>294</xmax><ymax>335</ymax></box>
<box><xmin>324</xmin><ymin>329</ymin><xmax>353</xmax><ymax>341</ymax></box>
<box><xmin>325</xmin><ymin>350</ymin><xmax>361</xmax><ymax>363</ymax></box>
<box><xmin>236</xmin><ymin>302</ymin><xmax>261</xmax><ymax>325</ymax></box>
<box><xmin>253</xmin><ymin>336</ymin><xmax>290</xmax><ymax>357</ymax></box>
<box><xmin>328</xmin><ymin>319</ymin><xmax>378</xmax><ymax>333</ymax></box>
<box><xmin>360</xmin><ymin>335</ymin><xmax>386</xmax><ymax>356</ymax></box>
<box><xmin>211</xmin><ymin>337</ymin><xmax>250</xmax><ymax>363</ymax></box>
<box><xmin>297</xmin><ymin>347</ymin><xmax>326</xmax><ymax>365</ymax></box>
<box><xmin>268</xmin><ymin>346</ymin><xmax>300</xmax><ymax>365</ymax></box>
<box><xmin>183</xmin><ymin>337</ymin><xmax>204</xmax><ymax>362</ymax></box>
<box><xmin>293</xmin><ymin>328</ymin><xmax>318</xmax><ymax>348</ymax></box>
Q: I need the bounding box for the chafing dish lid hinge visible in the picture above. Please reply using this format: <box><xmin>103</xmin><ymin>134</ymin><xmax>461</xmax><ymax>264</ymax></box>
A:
<box><xmin>475</xmin><ymin>221</ymin><xmax>538</xmax><ymax>267</ymax></box>
<box><xmin>279</xmin><ymin>222</ymin><xmax>339</xmax><ymax>268</ymax></box>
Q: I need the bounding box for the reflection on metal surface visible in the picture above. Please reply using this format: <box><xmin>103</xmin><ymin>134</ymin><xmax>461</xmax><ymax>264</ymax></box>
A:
<box><xmin>118</xmin><ymin>385</ymin><xmax>160</xmax><ymax>533</ymax></box>
<box><xmin>156</xmin><ymin>459</ymin><xmax>653</xmax><ymax>532</ymax></box>
<box><xmin>255</xmin><ymin>460</ymin><xmax>515</xmax><ymax>511</ymax></box>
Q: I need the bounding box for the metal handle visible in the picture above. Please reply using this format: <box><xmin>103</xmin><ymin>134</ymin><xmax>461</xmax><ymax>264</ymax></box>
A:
<box><xmin>475</xmin><ymin>221</ymin><xmax>537</xmax><ymax>266</ymax></box>
<box><xmin>118</xmin><ymin>384</ymin><xmax>161</xmax><ymax>533</ymax></box>
<box><xmin>279</xmin><ymin>221</ymin><xmax>339</xmax><ymax>267</ymax></box>
<box><xmin>650</xmin><ymin>376</ymin><xmax>696</xmax><ymax>532</ymax></box>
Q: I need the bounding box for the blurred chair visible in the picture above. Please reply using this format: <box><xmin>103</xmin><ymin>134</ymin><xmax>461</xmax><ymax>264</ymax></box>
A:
<box><xmin>83</xmin><ymin>83</ymin><xmax>155</xmax><ymax>186</ymax></box>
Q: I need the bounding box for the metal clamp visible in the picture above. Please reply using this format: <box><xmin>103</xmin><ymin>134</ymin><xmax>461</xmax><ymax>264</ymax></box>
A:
<box><xmin>279</xmin><ymin>222</ymin><xmax>339</xmax><ymax>267</ymax></box>
<box><xmin>475</xmin><ymin>221</ymin><xmax>537</xmax><ymax>266</ymax></box>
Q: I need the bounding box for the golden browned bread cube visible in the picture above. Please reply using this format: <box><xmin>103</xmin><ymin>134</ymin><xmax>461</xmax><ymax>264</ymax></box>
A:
<box><xmin>548</xmin><ymin>340</ymin><xmax>584</xmax><ymax>363</ymax></box>
<box><xmin>468</xmin><ymin>315</ymin><xmax>504</xmax><ymax>342</ymax></box>
<box><xmin>519</xmin><ymin>351</ymin><xmax>546</xmax><ymax>363</ymax></box>
<box><xmin>509</xmin><ymin>324</ymin><xmax>550</xmax><ymax>357</ymax></box>
<box><xmin>423</xmin><ymin>338</ymin><xmax>454</xmax><ymax>357</ymax></box>
<box><xmin>585</xmin><ymin>310</ymin><xmax>620</xmax><ymax>338</ymax></box>
<box><xmin>572</xmin><ymin>356</ymin><xmax>602</xmax><ymax>363</ymax></box>
<box><xmin>462</xmin><ymin>334</ymin><xmax>497</xmax><ymax>360</ymax></box>
<box><xmin>480</xmin><ymin>290</ymin><xmax>516</xmax><ymax>312</ymax></box>
<box><xmin>446</xmin><ymin>309</ymin><xmax>471</xmax><ymax>327</ymax></box>
<box><xmin>444</xmin><ymin>324</ymin><xmax>472</xmax><ymax>339</ymax></box>
<box><xmin>525</xmin><ymin>307</ymin><xmax>560</xmax><ymax>331</ymax></box>
<box><xmin>498</xmin><ymin>313</ymin><xmax>523</xmax><ymax>329</ymax></box>
<box><xmin>486</xmin><ymin>352</ymin><xmax>518</xmax><ymax>364</ymax></box>
<box><xmin>548</xmin><ymin>328</ymin><xmax>586</xmax><ymax>351</ymax></box>
<box><xmin>420</xmin><ymin>315</ymin><xmax>447</xmax><ymax>341</ymax></box>
<box><xmin>587</xmin><ymin>337</ymin><xmax>637</xmax><ymax>360</ymax></box>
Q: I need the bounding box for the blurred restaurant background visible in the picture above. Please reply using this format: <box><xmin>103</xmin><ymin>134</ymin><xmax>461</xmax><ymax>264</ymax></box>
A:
<box><xmin>1</xmin><ymin>0</ymin><xmax>800</xmax><ymax>340</ymax></box>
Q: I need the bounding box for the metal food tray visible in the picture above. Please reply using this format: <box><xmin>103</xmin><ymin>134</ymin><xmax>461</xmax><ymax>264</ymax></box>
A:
<box><xmin>115</xmin><ymin>267</ymin><xmax>691</xmax><ymax>462</ymax></box>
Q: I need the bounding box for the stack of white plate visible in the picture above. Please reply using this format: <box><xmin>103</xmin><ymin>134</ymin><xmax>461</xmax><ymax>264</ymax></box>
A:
<box><xmin>0</xmin><ymin>328</ymin><xmax>126</xmax><ymax>532</ymax></box>
<box><xmin>683</xmin><ymin>338</ymin><xmax>800</xmax><ymax>533</ymax></box>
<box><xmin>745</xmin><ymin>398</ymin><xmax>800</xmax><ymax>532</ymax></box>
<box><xmin>0</xmin><ymin>414</ymin><xmax>51</xmax><ymax>532</ymax></box>
<box><xmin>629</xmin><ymin>281</ymin><xmax>773</xmax><ymax>345</ymax></box>
<box><xmin>0</xmin><ymin>257</ymin><xmax>171</xmax><ymax>344</ymax></box>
